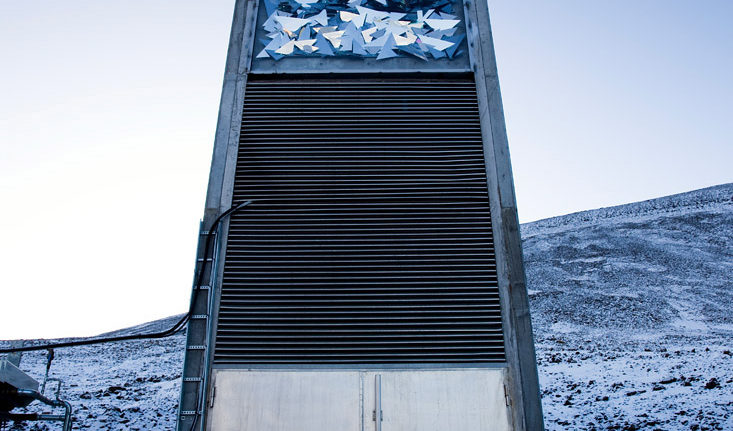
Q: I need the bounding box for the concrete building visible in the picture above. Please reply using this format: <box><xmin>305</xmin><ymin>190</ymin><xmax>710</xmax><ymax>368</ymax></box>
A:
<box><xmin>178</xmin><ymin>0</ymin><xmax>543</xmax><ymax>429</ymax></box>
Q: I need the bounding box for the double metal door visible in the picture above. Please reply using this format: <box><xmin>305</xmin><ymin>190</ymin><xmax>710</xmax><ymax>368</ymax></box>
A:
<box><xmin>207</xmin><ymin>369</ymin><xmax>512</xmax><ymax>431</ymax></box>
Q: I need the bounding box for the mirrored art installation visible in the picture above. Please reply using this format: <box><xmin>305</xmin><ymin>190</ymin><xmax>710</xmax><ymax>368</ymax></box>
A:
<box><xmin>256</xmin><ymin>0</ymin><xmax>466</xmax><ymax>61</ymax></box>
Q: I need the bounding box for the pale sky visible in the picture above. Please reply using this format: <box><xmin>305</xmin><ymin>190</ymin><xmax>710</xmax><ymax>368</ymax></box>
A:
<box><xmin>1</xmin><ymin>1</ymin><xmax>731</xmax><ymax>339</ymax></box>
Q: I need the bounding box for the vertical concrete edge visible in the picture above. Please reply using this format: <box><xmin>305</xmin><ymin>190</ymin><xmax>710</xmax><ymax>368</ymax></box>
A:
<box><xmin>204</xmin><ymin>0</ymin><xmax>249</xmax><ymax>218</ymax></box>
<box><xmin>203</xmin><ymin>1</ymin><xmax>261</xmax><ymax>430</ymax></box>
<box><xmin>178</xmin><ymin>1</ymin><xmax>253</xmax><ymax>430</ymax></box>
<box><xmin>467</xmin><ymin>0</ymin><xmax>544</xmax><ymax>429</ymax></box>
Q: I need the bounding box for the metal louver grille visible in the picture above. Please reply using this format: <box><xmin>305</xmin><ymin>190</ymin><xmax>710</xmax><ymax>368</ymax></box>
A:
<box><xmin>213</xmin><ymin>78</ymin><xmax>504</xmax><ymax>364</ymax></box>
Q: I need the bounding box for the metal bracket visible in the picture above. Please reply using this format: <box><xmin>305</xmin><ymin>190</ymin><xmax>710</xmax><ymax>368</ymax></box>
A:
<box><xmin>209</xmin><ymin>384</ymin><xmax>217</xmax><ymax>409</ymax></box>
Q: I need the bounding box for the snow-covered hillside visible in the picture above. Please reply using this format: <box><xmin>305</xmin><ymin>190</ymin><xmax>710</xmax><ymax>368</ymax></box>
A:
<box><xmin>0</xmin><ymin>315</ymin><xmax>185</xmax><ymax>430</ymax></box>
<box><xmin>522</xmin><ymin>183</ymin><xmax>733</xmax><ymax>430</ymax></box>
<box><xmin>2</xmin><ymin>183</ymin><xmax>731</xmax><ymax>430</ymax></box>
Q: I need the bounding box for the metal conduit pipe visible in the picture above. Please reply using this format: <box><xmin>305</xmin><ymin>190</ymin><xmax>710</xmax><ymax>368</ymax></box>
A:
<box><xmin>4</xmin><ymin>389</ymin><xmax>72</xmax><ymax>431</ymax></box>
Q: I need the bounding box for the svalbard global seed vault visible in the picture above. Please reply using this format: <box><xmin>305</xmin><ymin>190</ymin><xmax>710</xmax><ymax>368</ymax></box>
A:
<box><xmin>177</xmin><ymin>0</ymin><xmax>544</xmax><ymax>429</ymax></box>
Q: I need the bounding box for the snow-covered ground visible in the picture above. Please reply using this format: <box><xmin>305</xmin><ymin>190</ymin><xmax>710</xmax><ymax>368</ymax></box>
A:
<box><xmin>523</xmin><ymin>183</ymin><xmax>733</xmax><ymax>430</ymax></box>
<box><xmin>2</xmin><ymin>183</ymin><xmax>731</xmax><ymax>430</ymax></box>
<box><xmin>1</xmin><ymin>316</ymin><xmax>185</xmax><ymax>430</ymax></box>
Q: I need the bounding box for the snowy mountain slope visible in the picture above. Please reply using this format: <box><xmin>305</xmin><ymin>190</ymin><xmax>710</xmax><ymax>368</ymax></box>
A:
<box><xmin>522</xmin><ymin>183</ymin><xmax>733</xmax><ymax>430</ymax></box>
<box><xmin>522</xmin><ymin>183</ymin><xmax>732</xmax><ymax>238</ymax></box>
<box><xmin>95</xmin><ymin>314</ymin><xmax>186</xmax><ymax>338</ymax></box>
<box><xmin>1</xmin><ymin>183</ymin><xmax>731</xmax><ymax>430</ymax></box>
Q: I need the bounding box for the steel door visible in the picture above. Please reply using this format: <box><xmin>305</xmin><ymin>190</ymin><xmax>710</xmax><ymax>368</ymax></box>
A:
<box><xmin>207</xmin><ymin>369</ymin><xmax>511</xmax><ymax>431</ymax></box>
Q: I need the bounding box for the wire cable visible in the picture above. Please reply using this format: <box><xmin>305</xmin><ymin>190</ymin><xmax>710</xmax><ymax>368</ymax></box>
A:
<box><xmin>0</xmin><ymin>200</ymin><xmax>254</xmax><ymax>354</ymax></box>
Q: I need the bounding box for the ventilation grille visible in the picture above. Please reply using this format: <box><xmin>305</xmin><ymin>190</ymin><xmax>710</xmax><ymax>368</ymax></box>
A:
<box><xmin>213</xmin><ymin>78</ymin><xmax>504</xmax><ymax>364</ymax></box>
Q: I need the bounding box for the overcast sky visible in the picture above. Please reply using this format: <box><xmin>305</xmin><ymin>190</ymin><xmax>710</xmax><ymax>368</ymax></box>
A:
<box><xmin>1</xmin><ymin>1</ymin><xmax>731</xmax><ymax>339</ymax></box>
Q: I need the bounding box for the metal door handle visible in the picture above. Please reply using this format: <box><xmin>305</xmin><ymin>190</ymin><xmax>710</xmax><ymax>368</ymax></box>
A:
<box><xmin>374</xmin><ymin>374</ymin><xmax>382</xmax><ymax>431</ymax></box>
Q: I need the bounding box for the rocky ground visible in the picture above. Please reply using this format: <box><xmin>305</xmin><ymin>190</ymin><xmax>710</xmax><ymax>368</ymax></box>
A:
<box><xmin>1</xmin><ymin>317</ymin><xmax>185</xmax><ymax>430</ymax></box>
<box><xmin>524</xmin><ymin>183</ymin><xmax>733</xmax><ymax>430</ymax></box>
<box><xmin>2</xmin><ymin>183</ymin><xmax>731</xmax><ymax>430</ymax></box>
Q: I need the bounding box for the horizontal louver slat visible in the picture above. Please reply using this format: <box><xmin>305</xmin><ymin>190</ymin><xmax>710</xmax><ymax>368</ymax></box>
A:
<box><xmin>214</xmin><ymin>78</ymin><xmax>505</xmax><ymax>364</ymax></box>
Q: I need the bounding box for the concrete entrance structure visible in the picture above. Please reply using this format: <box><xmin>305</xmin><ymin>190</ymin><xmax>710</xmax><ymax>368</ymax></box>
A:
<box><xmin>178</xmin><ymin>1</ymin><xmax>543</xmax><ymax>429</ymax></box>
